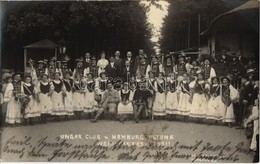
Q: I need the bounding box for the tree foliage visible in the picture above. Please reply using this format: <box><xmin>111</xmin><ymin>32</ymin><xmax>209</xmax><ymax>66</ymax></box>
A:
<box><xmin>160</xmin><ymin>0</ymin><xmax>246</xmax><ymax>53</ymax></box>
<box><xmin>2</xmin><ymin>1</ymin><xmax>153</xmax><ymax>70</ymax></box>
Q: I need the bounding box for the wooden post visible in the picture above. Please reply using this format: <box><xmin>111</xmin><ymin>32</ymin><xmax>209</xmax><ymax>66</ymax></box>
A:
<box><xmin>24</xmin><ymin>48</ymin><xmax>27</xmax><ymax>73</ymax></box>
<box><xmin>55</xmin><ymin>48</ymin><xmax>57</xmax><ymax>68</ymax></box>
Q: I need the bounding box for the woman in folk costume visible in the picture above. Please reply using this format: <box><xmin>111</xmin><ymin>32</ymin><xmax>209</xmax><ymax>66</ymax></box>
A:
<box><xmin>22</xmin><ymin>76</ymin><xmax>40</xmax><ymax>125</ymax></box>
<box><xmin>153</xmin><ymin>72</ymin><xmax>166</xmax><ymax>117</ymax></box>
<box><xmin>166</xmin><ymin>72</ymin><xmax>179</xmax><ymax>118</ymax></box>
<box><xmin>189</xmin><ymin>71</ymin><xmax>210</xmax><ymax>123</ymax></box>
<box><xmin>84</xmin><ymin>73</ymin><xmax>96</xmax><ymax>115</ymax></box>
<box><xmin>97</xmin><ymin>51</ymin><xmax>109</xmax><ymax>76</ymax></box>
<box><xmin>51</xmin><ymin>72</ymin><xmax>66</xmax><ymax>120</ymax></box>
<box><xmin>220</xmin><ymin>76</ymin><xmax>239</xmax><ymax>128</ymax></box>
<box><xmin>63</xmin><ymin>71</ymin><xmax>74</xmax><ymax>119</ymax></box>
<box><xmin>37</xmin><ymin>74</ymin><xmax>53</xmax><ymax>124</ymax></box>
<box><xmin>97</xmin><ymin>72</ymin><xmax>108</xmax><ymax>97</ymax></box>
<box><xmin>176</xmin><ymin>73</ymin><xmax>191</xmax><ymax>122</ymax></box>
<box><xmin>244</xmin><ymin>97</ymin><xmax>259</xmax><ymax>151</ymax></box>
<box><xmin>206</xmin><ymin>77</ymin><xmax>223</xmax><ymax>123</ymax></box>
<box><xmin>5</xmin><ymin>73</ymin><xmax>22</xmax><ymax>125</ymax></box>
<box><xmin>73</xmin><ymin>73</ymin><xmax>85</xmax><ymax>119</ymax></box>
<box><xmin>117</xmin><ymin>82</ymin><xmax>134</xmax><ymax>122</ymax></box>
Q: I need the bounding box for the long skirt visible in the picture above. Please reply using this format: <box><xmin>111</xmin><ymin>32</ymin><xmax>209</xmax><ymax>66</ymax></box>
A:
<box><xmin>177</xmin><ymin>92</ymin><xmax>191</xmax><ymax>116</ymax></box>
<box><xmin>166</xmin><ymin>91</ymin><xmax>178</xmax><ymax>114</ymax></box>
<box><xmin>222</xmin><ymin>103</ymin><xmax>235</xmax><ymax>123</ymax></box>
<box><xmin>84</xmin><ymin>92</ymin><xmax>95</xmax><ymax>113</ymax></box>
<box><xmin>38</xmin><ymin>93</ymin><xmax>52</xmax><ymax>114</ymax></box>
<box><xmin>153</xmin><ymin>92</ymin><xmax>166</xmax><ymax>116</ymax></box>
<box><xmin>206</xmin><ymin>96</ymin><xmax>223</xmax><ymax>120</ymax></box>
<box><xmin>189</xmin><ymin>93</ymin><xmax>208</xmax><ymax>118</ymax></box>
<box><xmin>5</xmin><ymin>97</ymin><xmax>21</xmax><ymax>124</ymax></box>
<box><xmin>73</xmin><ymin>92</ymin><xmax>84</xmax><ymax>111</ymax></box>
<box><xmin>251</xmin><ymin>119</ymin><xmax>259</xmax><ymax>150</ymax></box>
<box><xmin>64</xmin><ymin>91</ymin><xmax>74</xmax><ymax>115</ymax></box>
<box><xmin>52</xmin><ymin>92</ymin><xmax>66</xmax><ymax>115</ymax></box>
<box><xmin>118</xmin><ymin>102</ymin><xmax>133</xmax><ymax>115</ymax></box>
<box><xmin>24</xmin><ymin>96</ymin><xmax>41</xmax><ymax>118</ymax></box>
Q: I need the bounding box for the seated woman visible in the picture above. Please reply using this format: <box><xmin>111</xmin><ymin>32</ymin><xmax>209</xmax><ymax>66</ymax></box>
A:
<box><xmin>117</xmin><ymin>82</ymin><xmax>134</xmax><ymax>122</ymax></box>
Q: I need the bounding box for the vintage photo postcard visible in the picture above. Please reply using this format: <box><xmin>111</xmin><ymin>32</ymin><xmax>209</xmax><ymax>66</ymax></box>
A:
<box><xmin>0</xmin><ymin>0</ymin><xmax>259</xmax><ymax>162</ymax></box>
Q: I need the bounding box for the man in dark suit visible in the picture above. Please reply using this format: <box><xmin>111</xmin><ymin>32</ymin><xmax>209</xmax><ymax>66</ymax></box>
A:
<box><xmin>114</xmin><ymin>51</ymin><xmax>124</xmax><ymax>74</ymax></box>
<box><xmin>125</xmin><ymin>51</ymin><xmax>135</xmax><ymax>70</ymax></box>
<box><xmin>122</xmin><ymin>60</ymin><xmax>134</xmax><ymax>82</ymax></box>
<box><xmin>83</xmin><ymin>52</ymin><xmax>91</xmax><ymax>69</ymax></box>
<box><xmin>105</xmin><ymin>56</ymin><xmax>119</xmax><ymax>81</ymax></box>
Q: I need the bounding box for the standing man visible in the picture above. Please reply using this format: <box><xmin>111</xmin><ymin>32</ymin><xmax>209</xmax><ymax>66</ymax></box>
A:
<box><xmin>114</xmin><ymin>51</ymin><xmax>124</xmax><ymax>75</ymax></box>
<box><xmin>134</xmin><ymin>49</ymin><xmax>148</xmax><ymax>74</ymax></box>
<box><xmin>125</xmin><ymin>51</ymin><xmax>135</xmax><ymax>70</ymax></box>
<box><xmin>105</xmin><ymin>56</ymin><xmax>119</xmax><ymax>81</ymax></box>
<box><xmin>90</xmin><ymin>82</ymin><xmax>120</xmax><ymax>122</ymax></box>
<box><xmin>122</xmin><ymin>60</ymin><xmax>134</xmax><ymax>82</ymax></box>
<box><xmin>83</xmin><ymin>52</ymin><xmax>91</xmax><ymax>69</ymax></box>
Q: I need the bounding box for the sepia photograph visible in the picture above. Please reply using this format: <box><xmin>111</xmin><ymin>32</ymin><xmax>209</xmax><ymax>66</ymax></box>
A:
<box><xmin>0</xmin><ymin>0</ymin><xmax>259</xmax><ymax>162</ymax></box>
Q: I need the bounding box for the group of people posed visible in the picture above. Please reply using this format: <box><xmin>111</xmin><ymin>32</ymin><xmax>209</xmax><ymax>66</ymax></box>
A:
<box><xmin>1</xmin><ymin>49</ymin><xmax>259</xmax><ymax>151</ymax></box>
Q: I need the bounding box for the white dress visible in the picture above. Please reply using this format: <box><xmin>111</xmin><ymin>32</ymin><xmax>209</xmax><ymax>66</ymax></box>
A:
<box><xmin>22</xmin><ymin>83</ymin><xmax>40</xmax><ymax>118</ymax></box>
<box><xmin>177</xmin><ymin>81</ymin><xmax>191</xmax><ymax>116</ymax></box>
<box><xmin>63</xmin><ymin>79</ymin><xmax>74</xmax><ymax>115</ymax></box>
<box><xmin>37</xmin><ymin>82</ymin><xmax>52</xmax><ymax>114</ymax></box>
<box><xmin>206</xmin><ymin>84</ymin><xmax>222</xmax><ymax>120</ymax></box>
<box><xmin>5</xmin><ymin>83</ymin><xmax>21</xmax><ymax>124</ymax></box>
<box><xmin>73</xmin><ymin>81</ymin><xmax>85</xmax><ymax>111</ymax></box>
<box><xmin>153</xmin><ymin>79</ymin><xmax>166</xmax><ymax>116</ymax></box>
<box><xmin>166</xmin><ymin>80</ymin><xmax>178</xmax><ymax>114</ymax></box>
<box><xmin>189</xmin><ymin>80</ymin><xmax>210</xmax><ymax>118</ymax></box>
<box><xmin>221</xmin><ymin>84</ymin><xmax>239</xmax><ymax>123</ymax></box>
<box><xmin>84</xmin><ymin>80</ymin><xmax>96</xmax><ymax>113</ymax></box>
<box><xmin>117</xmin><ymin>90</ymin><xmax>134</xmax><ymax>115</ymax></box>
<box><xmin>244</xmin><ymin>106</ymin><xmax>259</xmax><ymax>151</ymax></box>
<box><xmin>51</xmin><ymin>80</ymin><xmax>66</xmax><ymax>115</ymax></box>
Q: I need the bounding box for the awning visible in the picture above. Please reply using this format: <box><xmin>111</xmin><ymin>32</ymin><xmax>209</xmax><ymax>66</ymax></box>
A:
<box><xmin>201</xmin><ymin>1</ymin><xmax>259</xmax><ymax>35</ymax></box>
<box><xmin>24</xmin><ymin>39</ymin><xmax>58</xmax><ymax>49</ymax></box>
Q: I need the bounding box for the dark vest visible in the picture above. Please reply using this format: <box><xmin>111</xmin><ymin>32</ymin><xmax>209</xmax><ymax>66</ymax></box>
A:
<box><xmin>168</xmin><ymin>81</ymin><xmax>176</xmax><ymax>93</ymax></box>
<box><xmin>40</xmin><ymin>82</ymin><xmax>50</xmax><ymax>94</ymax></box>
<box><xmin>63</xmin><ymin>79</ymin><xmax>73</xmax><ymax>92</ymax></box>
<box><xmin>120</xmin><ymin>90</ymin><xmax>131</xmax><ymax>102</ymax></box>
<box><xmin>87</xmin><ymin>81</ymin><xmax>95</xmax><ymax>92</ymax></box>
<box><xmin>157</xmin><ymin>80</ymin><xmax>165</xmax><ymax>94</ymax></box>
<box><xmin>53</xmin><ymin>80</ymin><xmax>63</xmax><ymax>93</ymax></box>
<box><xmin>23</xmin><ymin>84</ymin><xmax>34</xmax><ymax>96</ymax></box>
<box><xmin>210</xmin><ymin>85</ymin><xmax>220</xmax><ymax>96</ymax></box>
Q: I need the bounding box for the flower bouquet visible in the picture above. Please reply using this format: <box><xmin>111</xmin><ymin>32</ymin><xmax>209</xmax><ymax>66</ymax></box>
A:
<box><xmin>17</xmin><ymin>94</ymin><xmax>31</xmax><ymax>115</ymax></box>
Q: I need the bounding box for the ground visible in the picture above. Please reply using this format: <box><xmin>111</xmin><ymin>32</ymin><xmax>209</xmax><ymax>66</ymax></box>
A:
<box><xmin>0</xmin><ymin>116</ymin><xmax>255</xmax><ymax>162</ymax></box>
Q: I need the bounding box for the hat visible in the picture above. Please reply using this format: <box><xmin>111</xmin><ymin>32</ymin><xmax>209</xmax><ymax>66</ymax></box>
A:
<box><xmin>247</xmin><ymin>69</ymin><xmax>255</xmax><ymax>74</ymax></box>
<box><xmin>91</xmin><ymin>56</ymin><xmax>96</xmax><ymax>60</ymax></box>
<box><xmin>221</xmin><ymin>76</ymin><xmax>230</xmax><ymax>83</ymax></box>
<box><xmin>76</xmin><ymin>58</ymin><xmax>84</xmax><ymax>62</ymax></box>
<box><xmin>38</xmin><ymin>60</ymin><xmax>44</xmax><ymax>63</ymax></box>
